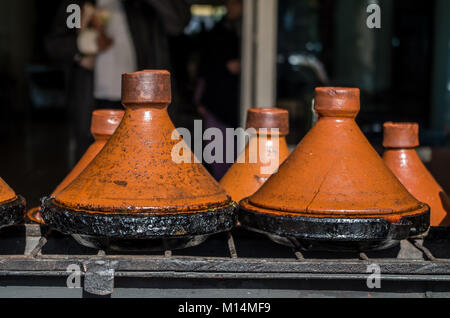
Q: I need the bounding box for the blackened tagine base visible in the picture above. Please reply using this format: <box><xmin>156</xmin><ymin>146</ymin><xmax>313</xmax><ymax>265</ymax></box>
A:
<box><xmin>42</xmin><ymin>197</ymin><xmax>238</xmax><ymax>251</ymax></box>
<box><xmin>0</xmin><ymin>196</ymin><xmax>25</xmax><ymax>229</ymax></box>
<box><xmin>239</xmin><ymin>201</ymin><xmax>430</xmax><ymax>252</ymax></box>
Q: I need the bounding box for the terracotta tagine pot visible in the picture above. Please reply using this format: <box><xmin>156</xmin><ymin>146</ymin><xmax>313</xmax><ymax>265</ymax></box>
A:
<box><xmin>0</xmin><ymin>177</ymin><xmax>25</xmax><ymax>229</ymax></box>
<box><xmin>41</xmin><ymin>70</ymin><xmax>237</xmax><ymax>251</ymax></box>
<box><xmin>383</xmin><ymin>122</ymin><xmax>450</xmax><ymax>228</ymax></box>
<box><xmin>239</xmin><ymin>87</ymin><xmax>430</xmax><ymax>251</ymax></box>
<box><xmin>27</xmin><ymin>109</ymin><xmax>124</xmax><ymax>225</ymax></box>
<box><xmin>220</xmin><ymin>108</ymin><xmax>290</xmax><ymax>203</ymax></box>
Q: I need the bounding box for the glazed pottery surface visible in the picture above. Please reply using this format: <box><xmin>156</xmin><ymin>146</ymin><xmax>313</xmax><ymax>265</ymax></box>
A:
<box><xmin>220</xmin><ymin>108</ymin><xmax>290</xmax><ymax>203</ymax></box>
<box><xmin>383</xmin><ymin>122</ymin><xmax>450</xmax><ymax>227</ymax></box>
<box><xmin>239</xmin><ymin>87</ymin><xmax>430</xmax><ymax>251</ymax></box>
<box><xmin>42</xmin><ymin>70</ymin><xmax>237</xmax><ymax>250</ymax></box>
<box><xmin>54</xmin><ymin>71</ymin><xmax>231</xmax><ymax>211</ymax></box>
<box><xmin>0</xmin><ymin>178</ymin><xmax>16</xmax><ymax>204</ymax></box>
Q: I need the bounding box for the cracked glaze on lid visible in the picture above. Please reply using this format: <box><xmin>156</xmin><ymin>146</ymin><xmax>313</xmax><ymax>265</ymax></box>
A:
<box><xmin>242</xmin><ymin>87</ymin><xmax>427</xmax><ymax>219</ymax></box>
<box><xmin>53</xmin><ymin>70</ymin><xmax>231</xmax><ymax>213</ymax></box>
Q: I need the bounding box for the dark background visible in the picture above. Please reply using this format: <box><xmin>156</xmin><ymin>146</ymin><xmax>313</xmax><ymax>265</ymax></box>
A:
<box><xmin>0</xmin><ymin>0</ymin><xmax>449</xmax><ymax>207</ymax></box>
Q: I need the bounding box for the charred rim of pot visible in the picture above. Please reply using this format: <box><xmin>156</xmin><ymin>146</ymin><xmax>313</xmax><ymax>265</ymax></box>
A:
<box><xmin>41</xmin><ymin>197</ymin><xmax>238</xmax><ymax>238</ymax></box>
<box><xmin>238</xmin><ymin>205</ymin><xmax>430</xmax><ymax>242</ymax></box>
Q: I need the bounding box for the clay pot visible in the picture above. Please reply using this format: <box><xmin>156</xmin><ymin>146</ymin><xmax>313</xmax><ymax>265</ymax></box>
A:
<box><xmin>0</xmin><ymin>177</ymin><xmax>25</xmax><ymax>229</ymax></box>
<box><xmin>27</xmin><ymin>109</ymin><xmax>124</xmax><ymax>225</ymax></box>
<box><xmin>383</xmin><ymin>122</ymin><xmax>450</xmax><ymax>227</ymax></box>
<box><xmin>239</xmin><ymin>87</ymin><xmax>430</xmax><ymax>251</ymax></box>
<box><xmin>54</xmin><ymin>109</ymin><xmax>125</xmax><ymax>195</ymax></box>
<box><xmin>41</xmin><ymin>70</ymin><xmax>237</xmax><ymax>251</ymax></box>
<box><xmin>220</xmin><ymin>108</ymin><xmax>290</xmax><ymax>203</ymax></box>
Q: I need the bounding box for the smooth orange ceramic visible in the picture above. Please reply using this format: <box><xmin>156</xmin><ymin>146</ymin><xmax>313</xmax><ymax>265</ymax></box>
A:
<box><xmin>383</xmin><ymin>122</ymin><xmax>450</xmax><ymax>227</ymax></box>
<box><xmin>241</xmin><ymin>87</ymin><xmax>428</xmax><ymax>221</ymax></box>
<box><xmin>220</xmin><ymin>108</ymin><xmax>290</xmax><ymax>203</ymax></box>
<box><xmin>53</xmin><ymin>70</ymin><xmax>232</xmax><ymax>213</ymax></box>
<box><xmin>0</xmin><ymin>178</ymin><xmax>17</xmax><ymax>204</ymax></box>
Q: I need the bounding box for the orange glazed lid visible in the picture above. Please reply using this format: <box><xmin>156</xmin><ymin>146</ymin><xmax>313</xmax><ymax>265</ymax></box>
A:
<box><xmin>246</xmin><ymin>87</ymin><xmax>425</xmax><ymax>216</ymax></box>
<box><xmin>220</xmin><ymin>107</ymin><xmax>291</xmax><ymax>203</ymax></box>
<box><xmin>0</xmin><ymin>177</ymin><xmax>16</xmax><ymax>204</ymax></box>
<box><xmin>382</xmin><ymin>122</ymin><xmax>450</xmax><ymax>227</ymax></box>
<box><xmin>383</xmin><ymin>122</ymin><xmax>420</xmax><ymax>149</ymax></box>
<box><xmin>51</xmin><ymin>70</ymin><xmax>232</xmax><ymax>213</ymax></box>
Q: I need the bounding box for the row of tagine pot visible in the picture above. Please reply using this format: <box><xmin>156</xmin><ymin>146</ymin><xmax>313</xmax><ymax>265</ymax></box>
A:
<box><xmin>1</xmin><ymin>70</ymin><xmax>448</xmax><ymax>253</ymax></box>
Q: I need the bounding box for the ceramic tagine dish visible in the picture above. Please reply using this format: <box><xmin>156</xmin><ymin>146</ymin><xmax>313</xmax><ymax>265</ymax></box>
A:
<box><xmin>239</xmin><ymin>87</ymin><xmax>430</xmax><ymax>251</ymax></box>
<box><xmin>27</xmin><ymin>109</ymin><xmax>124</xmax><ymax>224</ymax></box>
<box><xmin>383</xmin><ymin>122</ymin><xmax>450</xmax><ymax>229</ymax></box>
<box><xmin>41</xmin><ymin>70</ymin><xmax>237</xmax><ymax>251</ymax></box>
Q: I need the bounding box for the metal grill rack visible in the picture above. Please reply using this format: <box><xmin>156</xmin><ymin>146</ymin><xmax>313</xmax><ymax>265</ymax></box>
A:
<box><xmin>1</xmin><ymin>224</ymin><xmax>450</xmax><ymax>297</ymax></box>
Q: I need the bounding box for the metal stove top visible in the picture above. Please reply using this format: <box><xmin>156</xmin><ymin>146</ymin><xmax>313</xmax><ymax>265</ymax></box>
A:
<box><xmin>0</xmin><ymin>224</ymin><xmax>450</xmax><ymax>297</ymax></box>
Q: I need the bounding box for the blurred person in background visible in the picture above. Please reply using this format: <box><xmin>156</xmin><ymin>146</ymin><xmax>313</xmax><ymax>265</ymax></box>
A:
<box><xmin>196</xmin><ymin>0</ymin><xmax>242</xmax><ymax>180</ymax></box>
<box><xmin>46</xmin><ymin>0</ymin><xmax>190</xmax><ymax>160</ymax></box>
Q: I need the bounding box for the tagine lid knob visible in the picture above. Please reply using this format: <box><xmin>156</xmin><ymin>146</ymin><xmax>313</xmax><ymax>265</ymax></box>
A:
<box><xmin>246</xmin><ymin>108</ymin><xmax>289</xmax><ymax>136</ymax></box>
<box><xmin>383</xmin><ymin>122</ymin><xmax>419</xmax><ymax>149</ymax></box>
<box><xmin>314</xmin><ymin>87</ymin><xmax>360</xmax><ymax>118</ymax></box>
<box><xmin>122</xmin><ymin>70</ymin><xmax>171</xmax><ymax>104</ymax></box>
<box><xmin>91</xmin><ymin>109</ymin><xmax>125</xmax><ymax>137</ymax></box>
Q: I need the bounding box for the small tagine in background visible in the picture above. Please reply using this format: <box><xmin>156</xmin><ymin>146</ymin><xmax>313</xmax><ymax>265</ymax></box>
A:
<box><xmin>27</xmin><ymin>109</ymin><xmax>124</xmax><ymax>225</ymax></box>
<box><xmin>383</xmin><ymin>122</ymin><xmax>450</xmax><ymax>228</ymax></box>
<box><xmin>220</xmin><ymin>108</ymin><xmax>290</xmax><ymax>203</ymax></box>
<box><xmin>239</xmin><ymin>87</ymin><xmax>430</xmax><ymax>251</ymax></box>
<box><xmin>41</xmin><ymin>70</ymin><xmax>237</xmax><ymax>251</ymax></box>
<box><xmin>0</xmin><ymin>177</ymin><xmax>25</xmax><ymax>229</ymax></box>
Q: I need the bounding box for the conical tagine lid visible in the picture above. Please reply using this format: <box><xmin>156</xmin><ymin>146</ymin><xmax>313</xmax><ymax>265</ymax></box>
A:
<box><xmin>0</xmin><ymin>177</ymin><xmax>25</xmax><ymax>228</ymax></box>
<box><xmin>52</xmin><ymin>109</ymin><xmax>124</xmax><ymax>196</ymax></box>
<box><xmin>240</xmin><ymin>87</ymin><xmax>429</xmax><ymax>250</ymax></box>
<box><xmin>42</xmin><ymin>70</ymin><xmax>236</xmax><ymax>245</ymax></box>
<box><xmin>383</xmin><ymin>122</ymin><xmax>450</xmax><ymax>227</ymax></box>
<box><xmin>0</xmin><ymin>177</ymin><xmax>16</xmax><ymax>204</ymax></box>
<box><xmin>28</xmin><ymin>109</ymin><xmax>124</xmax><ymax>224</ymax></box>
<box><xmin>54</xmin><ymin>71</ymin><xmax>230</xmax><ymax>211</ymax></box>
<box><xmin>220</xmin><ymin>108</ymin><xmax>290</xmax><ymax>203</ymax></box>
